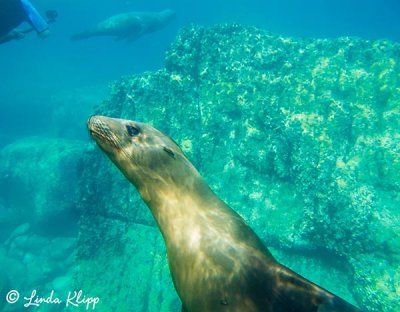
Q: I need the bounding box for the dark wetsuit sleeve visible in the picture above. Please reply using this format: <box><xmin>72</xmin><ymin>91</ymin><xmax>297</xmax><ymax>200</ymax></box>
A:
<box><xmin>20</xmin><ymin>0</ymin><xmax>48</xmax><ymax>33</ymax></box>
<box><xmin>0</xmin><ymin>33</ymin><xmax>12</xmax><ymax>44</ymax></box>
<box><xmin>0</xmin><ymin>0</ymin><xmax>26</xmax><ymax>37</ymax></box>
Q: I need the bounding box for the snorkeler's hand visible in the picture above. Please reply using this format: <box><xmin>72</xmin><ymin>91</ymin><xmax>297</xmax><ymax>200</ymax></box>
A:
<box><xmin>0</xmin><ymin>30</ymin><xmax>24</xmax><ymax>44</ymax></box>
<box><xmin>38</xmin><ymin>29</ymin><xmax>50</xmax><ymax>39</ymax></box>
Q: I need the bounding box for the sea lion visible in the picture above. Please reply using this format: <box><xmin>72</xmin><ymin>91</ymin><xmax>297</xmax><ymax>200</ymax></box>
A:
<box><xmin>87</xmin><ymin>115</ymin><xmax>363</xmax><ymax>312</ymax></box>
<box><xmin>71</xmin><ymin>9</ymin><xmax>175</xmax><ymax>41</ymax></box>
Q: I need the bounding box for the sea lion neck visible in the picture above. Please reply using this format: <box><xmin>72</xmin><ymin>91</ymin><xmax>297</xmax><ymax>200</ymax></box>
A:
<box><xmin>137</xmin><ymin>165</ymin><xmax>227</xmax><ymax>240</ymax></box>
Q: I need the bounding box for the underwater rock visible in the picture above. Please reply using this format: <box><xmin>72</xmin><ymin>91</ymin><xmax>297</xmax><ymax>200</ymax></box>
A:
<box><xmin>0</xmin><ymin>136</ymin><xmax>86</xmax><ymax>311</ymax></box>
<box><xmin>0</xmin><ymin>203</ymin><xmax>19</xmax><ymax>243</ymax></box>
<box><xmin>75</xmin><ymin>221</ymin><xmax>179</xmax><ymax>311</ymax></box>
<box><xmin>48</xmin><ymin>86</ymin><xmax>108</xmax><ymax>141</ymax></box>
<box><xmin>0</xmin><ymin>267</ymin><xmax>10</xmax><ymax>311</ymax></box>
<box><xmin>78</xmin><ymin>24</ymin><xmax>400</xmax><ymax>311</ymax></box>
<box><xmin>0</xmin><ymin>137</ymin><xmax>86</xmax><ymax>237</ymax></box>
<box><xmin>1</xmin><ymin>226</ymin><xmax>77</xmax><ymax>311</ymax></box>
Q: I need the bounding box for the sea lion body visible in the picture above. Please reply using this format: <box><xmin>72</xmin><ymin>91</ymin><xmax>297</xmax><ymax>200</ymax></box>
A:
<box><xmin>88</xmin><ymin>116</ymin><xmax>362</xmax><ymax>312</ymax></box>
<box><xmin>71</xmin><ymin>9</ymin><xmax>175</xmax><ymax>41</ymax></box>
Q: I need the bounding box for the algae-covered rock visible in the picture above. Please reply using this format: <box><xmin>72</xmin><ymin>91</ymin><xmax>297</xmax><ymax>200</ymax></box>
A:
<box><xmin>0</xmin><ymin>233</ymin><xmax>77</xmax><ymax>312</ymax></box>
<box><xmin>75</xmin><ymin>221</ymin><xmax>179</xmax><ymax>311</ymax></box>
<box><xmin>0</xmin><ymin>137</ymin><xmax>86</xmax><ymax>237</ymax></box>
<box><xmin>0</xmin><ymin>137</ymin><xmax>86</xmax><ymax>311</ymax></box>
<box><xmin>0</xmin><ymin>267</ymin><xmax>10</xmax><ymax>312</ymax></box>
<box><xmin>77</xmin><ymin>24</ymin><xmax>400</xmax><ymax>311</ymax></box>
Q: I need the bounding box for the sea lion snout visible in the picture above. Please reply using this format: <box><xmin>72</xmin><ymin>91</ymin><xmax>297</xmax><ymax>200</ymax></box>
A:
<box><xmin>87</xmin><ymin>115</ymin><xmax>110</xmax><ymax>139</ymax></box>
<box><xmin>161</xmin><ymin>9</ymin><xmax>176</xmax><ymax>21</ymax></box>
<box><xmin>88</xmin><ymin>116</ymin><xmax>142</xmax><ymax>144</ymax></box>
<box><xmin>87</xmin><ymin>115</ymin><xmax>97</xmax><ymax>134</ymax></box>
<box><xmin>87</xmin><ymin>115</ymin><xmax>96</xmax><ymax>126</ymax></box>
<box><xmin>87</xmin><ymin>115</ymin><xmax>102</xmax><ymax>131</ymax></box>
<box><xmin>87</xmin><ymin>115</ymin><xmax>126</xmax><ymax>152</ymax></box>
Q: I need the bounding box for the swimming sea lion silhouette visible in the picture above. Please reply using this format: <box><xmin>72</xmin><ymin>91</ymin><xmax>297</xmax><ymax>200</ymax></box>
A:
<box><xmin>88</xmin><ymin>116</ymin><xmax>364</xmax><ymax>312</ymax></box>
<box><xmin>71</xmin><ymin>9</ymin><xmax>175</xmax><ymax>41</ymax></box>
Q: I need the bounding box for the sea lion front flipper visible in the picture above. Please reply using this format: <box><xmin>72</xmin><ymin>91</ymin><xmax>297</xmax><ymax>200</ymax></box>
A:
<box><xmin>123</xmin><ymin>22</ymin><xmax>148</xmax><ymax>42</ymax></box>
<box><xmin>270</xmin><ymin>265</ymin><xmax>362</xmax><ymax>311</ymax></box>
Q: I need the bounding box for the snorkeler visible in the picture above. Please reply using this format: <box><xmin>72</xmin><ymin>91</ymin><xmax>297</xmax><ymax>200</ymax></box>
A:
<box><xmin>0</xmin><ymin>0</ymin><xmax>57</xmax><ymax>45</ymax></box>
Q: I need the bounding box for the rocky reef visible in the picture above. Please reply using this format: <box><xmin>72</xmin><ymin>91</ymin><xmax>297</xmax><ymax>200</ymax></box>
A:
<box><xmin>0</xmin><ymin>137</ymin><xmax>86</xmax><ymax>311</ymax></box>
<box><xmin>76</xmin><ymin>24</ymin><xmax>400</xmax><ymax>311</ymax></box>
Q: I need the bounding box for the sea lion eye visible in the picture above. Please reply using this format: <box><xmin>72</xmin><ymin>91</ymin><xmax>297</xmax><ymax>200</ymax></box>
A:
<box><xmin>126</xmin><ymin>125</ymin><xmax>140</xmax><ymax>136</ymax></box>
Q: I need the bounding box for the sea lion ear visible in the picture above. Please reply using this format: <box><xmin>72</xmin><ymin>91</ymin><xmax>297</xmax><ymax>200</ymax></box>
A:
<box><xmin>163</xmin><ymin>146</ymin><xmax>176</xmax><ymax>159</ymax></box>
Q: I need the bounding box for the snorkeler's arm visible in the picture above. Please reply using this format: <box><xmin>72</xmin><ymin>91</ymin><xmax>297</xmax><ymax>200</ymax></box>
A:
<box><xmin>20</xmin><ymin>0</ymin><xmax>48</xmax><ymax>34</ymax></box>
<box><xmin>0</xmin><ymin>30</ymin><xmax>24</xmax><ymax>45</ymax></box>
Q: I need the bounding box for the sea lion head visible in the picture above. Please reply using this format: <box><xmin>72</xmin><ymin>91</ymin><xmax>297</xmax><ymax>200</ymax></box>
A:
<box><xmin>87</xmin><ymin>116</ymin><xmax>197</xmax><ymax>192</ymax></box>
<box><xmin>159</xmin><ymin>9</ymin><xmax>176</xmax><ymax>23</ymax></box>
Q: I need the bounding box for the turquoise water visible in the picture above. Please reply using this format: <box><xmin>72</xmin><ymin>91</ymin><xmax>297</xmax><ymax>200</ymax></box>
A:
<box><xmin>1</xmin><ymin>0</ymin><xmax>399</xmax><ymax>145</ymax></box>
<box><xmin>1</xmin><ymin>1</ymin><xmax>400</xmax><ymax>311</ymax></box>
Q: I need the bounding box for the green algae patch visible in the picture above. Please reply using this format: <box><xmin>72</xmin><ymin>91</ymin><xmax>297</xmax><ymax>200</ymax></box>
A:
<box><xmin>77</xmin><ymin>24</ymin><xmax>400</xmax><ymax>311</ymax></box>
